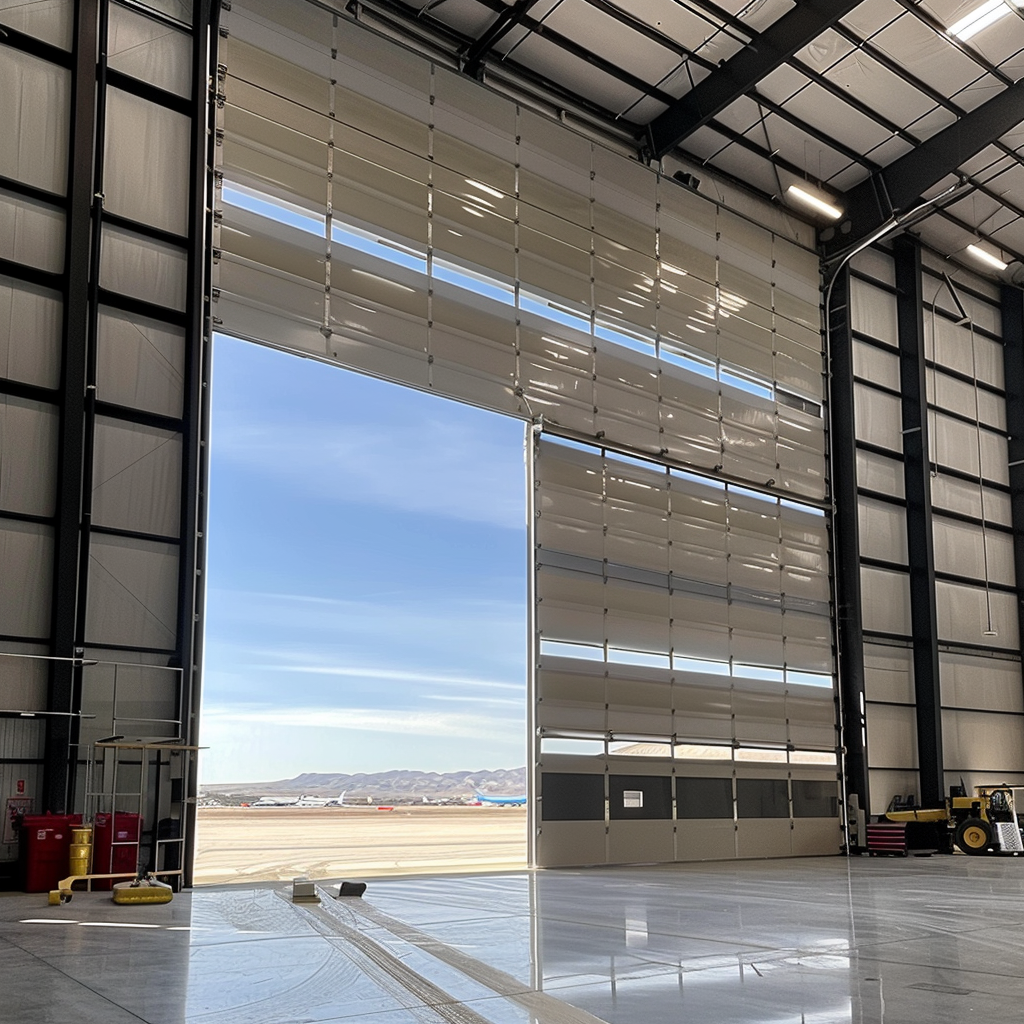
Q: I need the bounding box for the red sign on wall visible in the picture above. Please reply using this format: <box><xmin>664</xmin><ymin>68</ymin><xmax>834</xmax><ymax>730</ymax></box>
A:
<box><xmin>17</xmin><ymin>780</ymin><xmax>24</xmax><ymax>794</ymax></box>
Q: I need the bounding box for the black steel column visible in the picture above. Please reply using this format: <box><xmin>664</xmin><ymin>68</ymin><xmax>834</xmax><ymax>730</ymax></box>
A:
<box><xmin>179</xmin><ymin>0</ymin><xmax>220</xmax><ymax>889</ymax></box>
<box><xmin>893</xmin><ymin>236</ymin><xmax>944</xmax><ymax>809</ymax></box>
<box><xmin>1001</xmin><ymin>284</ymin><xmax>1024</xmax><ymax>680</ymax></box>
<box><xmin>827</xmin><ymin>266</ymin><xmax>870</xmax><ymax>825</ymax></box>
<box><xmin>46</xmin><ymin>0</ymin><xmax>98</xmax><ymax>813</ymax></box>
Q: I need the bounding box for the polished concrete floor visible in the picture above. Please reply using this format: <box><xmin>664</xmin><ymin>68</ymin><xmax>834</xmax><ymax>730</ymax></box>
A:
<box><xmin>2</xmin><ymin>855</ymin><xmax>1022</xmax><ymax>1022</ymax></box>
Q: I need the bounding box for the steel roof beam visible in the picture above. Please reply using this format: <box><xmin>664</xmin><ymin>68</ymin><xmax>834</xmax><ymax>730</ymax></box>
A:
<box><xmin>463</xmin><ymin>0</ymin><xmax>544</xmax><ymax>79</ymax></box>
<box><xmin>644</xmin><ymin>0</ymin><xmax>862</xmax><ymax>160</ymax></box>
<box><xmin>823</xmin><ymin>78</ymin><xmax>1024</xmax><ymax>260</ymax></box>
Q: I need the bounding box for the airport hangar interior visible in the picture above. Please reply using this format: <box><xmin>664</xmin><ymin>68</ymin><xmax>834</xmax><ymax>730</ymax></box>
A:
<box><xmin>5</xmin><ymin>0</ymin><xmax>1024</xmax><ymax>1019</ymax></box>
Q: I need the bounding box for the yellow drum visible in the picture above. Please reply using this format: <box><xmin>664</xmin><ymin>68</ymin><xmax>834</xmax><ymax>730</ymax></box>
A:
<box><xmin>69</xmin><ymin>842</ymin><xmax>91</xmax><ymax>876</ymax></box>
<box><xmin>70</xmin><ymin>827</ymin><xmax>92</xmax><ymax>845</ymax></box>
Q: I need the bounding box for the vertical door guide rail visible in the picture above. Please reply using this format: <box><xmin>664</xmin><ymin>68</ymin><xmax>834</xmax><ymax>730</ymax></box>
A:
<box><xmin>526</xmin><ymin>423</ymin><xmax>540</xmax><ymax>869</ymax></box>
<box><xmin>179</xmin><ymin>0</ymin><xmax>221</xmax><ymax>890</ymax></box>
<box><xmin>893</xmin><ymin>236</ymin><xmax>944</xmax><ymax>809</ymax></box>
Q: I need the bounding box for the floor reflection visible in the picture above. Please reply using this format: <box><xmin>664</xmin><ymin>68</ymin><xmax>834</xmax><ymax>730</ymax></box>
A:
<box><xmin>5</xmin><ymin>856</ymin><xmax>1024</xmax><ymax>1022</ymax></box>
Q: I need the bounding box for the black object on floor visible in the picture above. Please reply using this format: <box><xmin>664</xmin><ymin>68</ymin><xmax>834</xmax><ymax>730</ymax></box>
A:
<box><xmin>337</xmin><ymin>881</ymin><xmax>367</xmax><ymax>898</ymax></box>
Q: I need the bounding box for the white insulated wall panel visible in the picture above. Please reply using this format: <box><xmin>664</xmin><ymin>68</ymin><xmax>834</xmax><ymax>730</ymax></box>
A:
<box><xmin>856</xmin><ymin>449</ymin><xmax>904</xmax><ymax>499</ymax></box>
<box><xmin>929</xmin><ymin>312</ymin><xmax>1003</xmax><ymax>389</ymax></box>
<box><xmin>854</xmin><ymin>383</ymin><xmax>903</xmax><ymax>453</ymax></box>
<box><xmin>866</xmin><ymin>702</ymin><xmax>918</xmax><ymax>770</ymax></box>
<box><xmin>107</xmin><ymin>4</ymin><xmax>192</xmax><ymax>98</ymax></box>
<box><xmin>84</xmin><ymin>536</ymin><xmax>178</xmax><ymax>651</ymax></box>
<box><xmin>935</xmin><ymin>581</ymin><xmax>1018</xmax><ymax>648</ymax></box>
<box><xmin>853</xmin><ymin>339</ymin><xmax>900</xmax><ymax>390</ymax></box>
<box><xmin>850</xmin><ymin>279</ymin><xmax>898</xmax><ymax>345</ymax></box>
<box><xmin>0</xmin><ymin>191</ymin><xmax>64</xmax><ymax>274</ymax></box>
<box><xmin>931</xmin><ymin>475</ymin><xmax>1010</xmax><ymax>526</ymax></box>
<box><xmin>0</xmin><ymin>396</ymin><xmax>58</xmax><ymax>517</ymax></box>
<box><xmin>0</xmin><ymin>0</ymin><xmax>74</xmax><ymax>50</ymax></box>
<box><xmin>104</xmin><ymin>88</ymin><xmax>191</xmax><ymax>237</ymax></box>
<box><xmin>96</xmin><ymin>308</ymin><xmax>186</xmax><ymax>418</ymax></box>
<box><xmin>91</xmin><ymin>419</ymin><xmax>182</xmax><ymax>537</ymax></box>
<box><xmin>0</xmin><ymin>520</ymin><xmax>52</xmax><ymax>638</ymax></box>
<box><xmin>0</xmin><ymin>277</ymin><xmax>62</xmax><ymax>389</ymax></box>
<box><xmin>860</xmin><ymin>566</ymin><xmax>911</xmax><ymax>635</ymax></box>
<box><xmin>0</xmin><ymin>642</ymin><xmax>48</xmax><ymax>711</ymax></box>
<box><xmin>933</xmin><ymin>515</ymin><xmax>1015</xmax><ymax>586</ymax></box>
<box><xmin>857</xmin><ymin>496</ymin><xmax>907</xmax><ymax>564</ymax></box>
<box><xmin>863</xmin><ymin>644</ymin><xmax>914</xmax><ymax>705</ymax></box>
<box><xmin>0</xmin><ymin>48</ymin><xmax>70</xmax><ymax>195</ymax></box>
<box><xmin>940</xmin><ymin>652</ymin><xmax>1023</xmax><ymax>713</ymax></box>
<box><xmin>942</xmin><ymin>709</ymin><xmax>1024</xmax><ymax>773</ymax></box>
<box><xmin>100</xmin><ymin>224</ymin><xmax>187</xmax><ymax>312</ymax></box>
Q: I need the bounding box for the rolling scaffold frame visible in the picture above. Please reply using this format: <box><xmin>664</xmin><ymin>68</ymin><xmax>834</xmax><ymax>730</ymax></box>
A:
<box><xmin>84</xmin><ymin>741</ymin><xmax>202</xmax><ymax>891</ymax></box>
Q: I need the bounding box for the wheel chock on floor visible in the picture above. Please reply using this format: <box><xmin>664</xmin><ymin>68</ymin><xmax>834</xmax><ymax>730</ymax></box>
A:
<box><xmin>336</xmin><ymin>881</ymin><xmax>367</xmax><ymax>898</ymax></box>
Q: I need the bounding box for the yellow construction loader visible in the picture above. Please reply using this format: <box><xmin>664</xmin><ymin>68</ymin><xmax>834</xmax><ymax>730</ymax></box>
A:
<box><xmin>886</xmin><ymin>784</ymin><xmax>1024</xmax><ymax>855</ymax></box>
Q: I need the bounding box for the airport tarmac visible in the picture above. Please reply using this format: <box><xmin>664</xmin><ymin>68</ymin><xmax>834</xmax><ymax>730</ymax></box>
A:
<box><xmin>193</xmin><ymin>805</ymin><xmax>527</xmax><ymax>884</ymax></box>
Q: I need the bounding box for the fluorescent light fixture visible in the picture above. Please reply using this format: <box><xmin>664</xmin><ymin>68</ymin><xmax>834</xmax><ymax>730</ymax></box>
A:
<box><xmin>948</xmin><ymin>0</ymin><xmax>1022</xmax><ymax>41</ymax></box>
<box><xmin>966</xmin><ymin>243</ymin><xmax>1008</xmax><ymax>270</ymax></box>
<box><xmin>786</xmin><ymin>185</ymin><xmax>842</xmax><ymax>220</ymax></box>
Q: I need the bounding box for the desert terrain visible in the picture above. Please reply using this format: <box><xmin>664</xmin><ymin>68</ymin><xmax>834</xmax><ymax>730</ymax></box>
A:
<box><xmin>193</xmin><ymin>805</ymin><xmax>527</xmax><ymax>884</ymax></box>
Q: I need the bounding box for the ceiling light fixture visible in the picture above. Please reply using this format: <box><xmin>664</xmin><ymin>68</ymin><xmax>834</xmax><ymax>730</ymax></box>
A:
<box><xmin>786</xmin><ymin>184</ymin><xmax>842</xmax><ymax>221</ymax></box>
<box><xmin>948</xmin><ymin>0</ymin><xmax>1022</xmax><ymax>41</ymax></box>
<box><xmin>966</xmin><ymin>243</ymin><xmax>1008</xmax><ymax>270</ymax></box>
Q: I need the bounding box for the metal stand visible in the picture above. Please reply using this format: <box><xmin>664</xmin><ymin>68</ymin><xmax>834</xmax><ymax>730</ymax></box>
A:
<box><xmin>84</xmin><ymin>742</ymin><xmax>200</xmax><ymax>890</ymax></box>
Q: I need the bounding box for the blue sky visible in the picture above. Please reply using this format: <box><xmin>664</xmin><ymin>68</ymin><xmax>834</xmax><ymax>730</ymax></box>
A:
<box><xmin>199</xmin><ymin>336</ymin><xmax>528</xmax><ymax>783</ymax></box>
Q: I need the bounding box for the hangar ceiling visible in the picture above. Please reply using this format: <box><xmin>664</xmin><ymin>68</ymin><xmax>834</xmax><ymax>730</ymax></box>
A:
<box><xmin>349</xmin><ymin>0</ymin><xmax>1024</xmax><ymax>277</ymax></box>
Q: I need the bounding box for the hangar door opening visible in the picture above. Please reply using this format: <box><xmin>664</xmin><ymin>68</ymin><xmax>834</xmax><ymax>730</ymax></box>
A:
<box><xmin>195</xmin><ymin>336</ymin><xmax>529</xmax><ymax>882</ymax></box>
<box><xmin>213</xmin><ymin>0</ymin><xmax>840</xmax><ymax>868</ymax></box>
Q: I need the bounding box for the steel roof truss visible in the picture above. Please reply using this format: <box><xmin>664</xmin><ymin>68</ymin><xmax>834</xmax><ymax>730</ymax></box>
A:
<box><xmin>645</xmin><ymin>0</ymin><xmax>863</xmax><ymax>159</ymax></box>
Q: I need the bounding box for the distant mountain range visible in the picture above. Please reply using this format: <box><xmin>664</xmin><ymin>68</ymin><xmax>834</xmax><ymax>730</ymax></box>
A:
<box><xmin>201</xmin><ymin>767</ymin><xmax>527</xmax><ymax>804</ymax></box>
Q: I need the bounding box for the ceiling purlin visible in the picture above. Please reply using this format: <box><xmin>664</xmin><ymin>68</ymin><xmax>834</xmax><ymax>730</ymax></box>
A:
<box><xmin>832</xmin><ymin>21</ymin><xmax>1024</xmax><ymax>189</ymax></box>
<box><xmin>463</xmin><ymin>0</ymin><xmax>546</xmax><ymax>79</ymax></box>
<box><xmin>698</xmin><ymin>114</ymin><xmax>822</xmax><ymax>187</ymax></box>
<box><xmin>787</xmin><ymin>54</ymin><xmax>920</xmax><ymax>149</ymax></box>
<box><xmin>891</xmin><ymin>0</ymin><xmax>1014</xmax><ymax>86</ymax></box>
<box><xmin>577</xmin><ymin>0</ymin><xmax>698</xmax><ymax>59</ymax></box>
<box><xmin>644</xmin><ymin>0</ymin><xmax>863</xmax><ymax>160</ymax></box>
<box><xmin>822</xmin><ymin>77</ymin><xmax>1024</xmax><ymax>260</ymax></box>
<box><xmin>931</xmin><ymin>204</ymin><xmax>1024</xmax><ymax>270</ymax></box>
<box><xmin>747</xmin><ymin>91</ymin><xmax>877</xmax><ymax>172</ymax></box>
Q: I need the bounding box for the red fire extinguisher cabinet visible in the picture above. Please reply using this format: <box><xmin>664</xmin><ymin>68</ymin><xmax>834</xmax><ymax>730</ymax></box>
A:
<box><xmin>92</xmin><ymin>811</ymin><xmax>142</xmax><ymax>890</ymax></box>
<box><xmin>19</xmin><ymin>814</ymin><xmax>82</xmax><ymax>893</ymax></box>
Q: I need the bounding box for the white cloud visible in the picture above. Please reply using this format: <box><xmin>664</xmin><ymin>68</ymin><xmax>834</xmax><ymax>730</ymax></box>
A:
<box><xmin>423</xmin><ymin>694</ymin><xmax>523</xmax><ymax>706</ymax></box>
<box><xmin>251</xmin><ymin>664</ymin><xmax>522</xmax><ymax>691</ymax></box>
<box><xmin>202</xmin><ymin>702</ymin><xmax>513</xmax><ymax>738</ymax></box>
<box><xmin>213</xmin><ymin>412</ymin><xmax>526</xmax><ymax>530</ymax></box>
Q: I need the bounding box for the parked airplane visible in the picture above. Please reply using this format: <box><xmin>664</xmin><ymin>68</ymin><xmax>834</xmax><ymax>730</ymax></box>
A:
<box><xmin>474</xmin><ymin>793</ymin><xmax>527</xmax><ymax>806</ymax></box>
<box><xmin>254</xmin><ymin>793</ymin><xmax>346</xmax><ymax>807</ymax></box>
